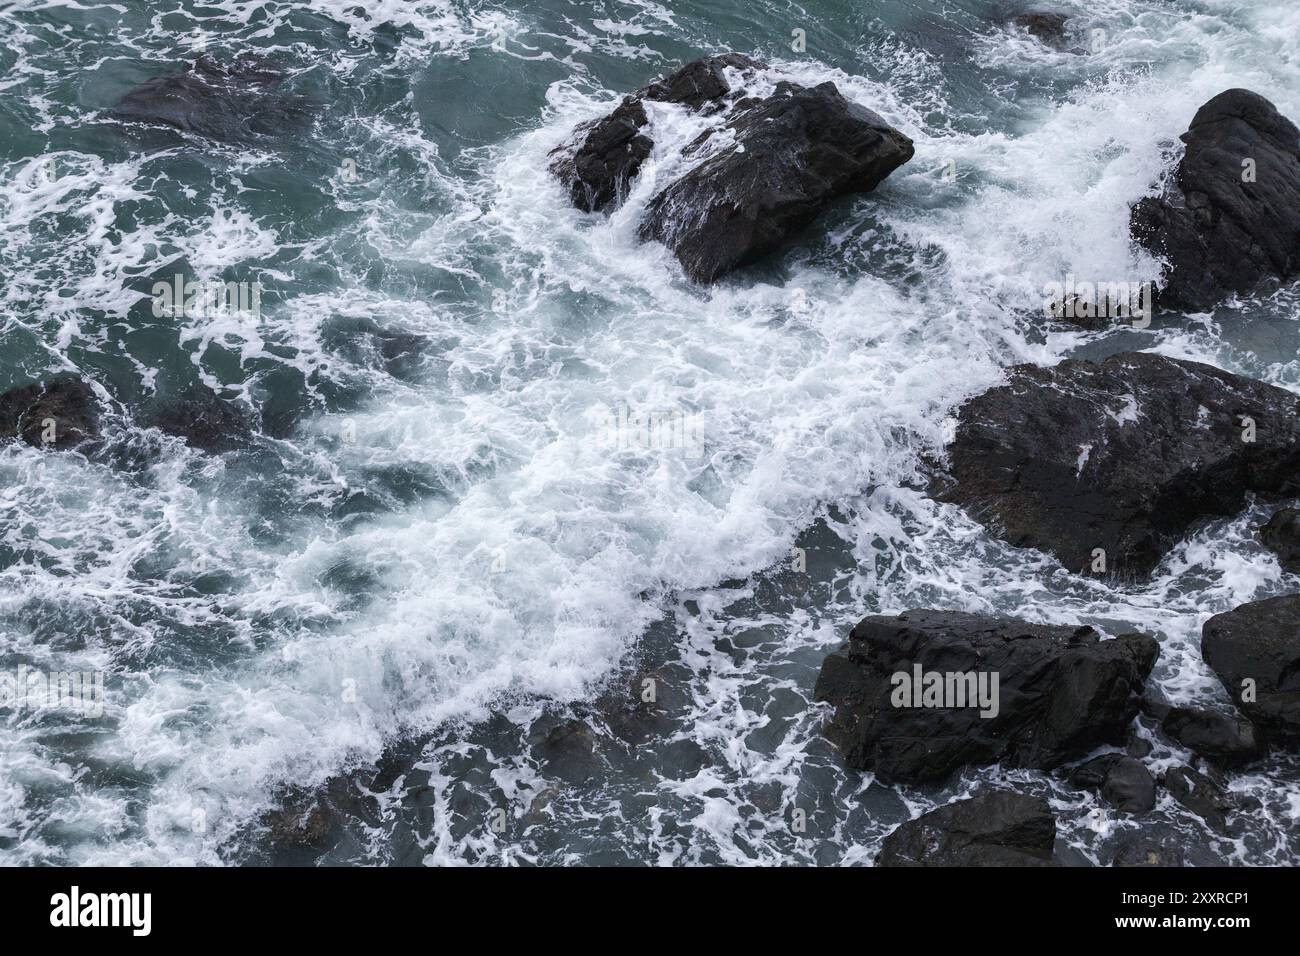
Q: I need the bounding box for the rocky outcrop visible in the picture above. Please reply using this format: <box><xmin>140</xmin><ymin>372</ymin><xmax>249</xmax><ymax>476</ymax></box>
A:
<box><xmin>1069</xmin><ymin>754</ymin><xmax>1156</xmax><ymax>813</ymax></box>
<box><xmin>1131</xmin><ymin>89</ymin><xmax>1300</xmax><ymax>311</ymax></box>
<box><xmin>1260</xmin><ymin>507</ymin><xmax>1300</xmax><ymax>572</ymax></box>
<box><xmin>940</xmin><ymin>352</ymin><xmax>1300</xmax><ymax>578</ymax></box>
<box><xmin>0</xmin><ymin>376</ymin><xmax>100</xmax><ymax>450</ymax></box>
<box><xmin>1202</xmin><ymin>595</ymin><xmax>1300</xmax><ymax>742</ymax></box>
<box><xmin>551</xmin><ymin>54</ymin><xmax>913</xmax><ymax>283</ymax></box>
<box><xmin>113</xmin><ymin>54</ymin><xmax>309</xmax><ymax>143</ymax></box>
<box><xmin>1161</xmin><ymin>706</ymin><xmax>1266</xmax><ymax>765</ymax></box>
<box><xmin>814</xmin><ymin>609</ymin><xmax>1157</xmax><ymax>783</ymax></box>
<box><xmin>875</xmin><ymin>790</ymin><xmax>1055</xmax><ymax>866</ymax></box>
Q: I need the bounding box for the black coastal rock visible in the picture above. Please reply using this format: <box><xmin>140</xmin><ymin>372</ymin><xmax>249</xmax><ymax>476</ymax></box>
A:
<box><xmin>814</xmin><ymin>609</ymin><xmax>1157</xmax><ymax>783</ymax></box>
<box><xmin>1131</xmin><ymin>89</ymin><xmax>1300</xmax><ymax>311</ymax></box>
<box><xmin>1202</xmin><ymin>595</ymin><xmax>1300</xmax><ymax>742</ymax></box>
<box><xmin>941</xmin><ymin>351</ymin><xmax>1300</xmax><ymax>578</ymax></box>
<box><xmin>875</xmin><ymin>790</ymin><xmax>1056</xmax><ymax>866</ymax></box>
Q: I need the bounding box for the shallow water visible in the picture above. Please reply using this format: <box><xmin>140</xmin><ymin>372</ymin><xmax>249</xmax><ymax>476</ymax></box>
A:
<box><xmin>1</xmin><ymin>0</ymin><xmax>1297</xmax><ymax>865</ymax></box>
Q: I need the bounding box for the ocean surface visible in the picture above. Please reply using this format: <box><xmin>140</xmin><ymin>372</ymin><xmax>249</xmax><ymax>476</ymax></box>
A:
<box><xmin>1</xmin><ymin>0</ymin><xmax>1298</xmax><ymax>865</ymax></box>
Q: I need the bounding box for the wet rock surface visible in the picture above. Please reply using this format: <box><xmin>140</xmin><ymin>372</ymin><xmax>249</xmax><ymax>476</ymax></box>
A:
<box><xmin>1202</xmin><ymin>594</ymin><xmax>1300</xmax><ymax>742</ymax></box>
<box><xmin>875</xmin><ymin>790</ymin><xmax>1056</xmax><ymax>866</ymax></box>
<box><xmin>551</xmin><ymin>53</ymin><xmax>913</xmax><ymax>282</ymax></box>
<box><xmin>0</xmin><ymin>376</ymin><xmax>101</xmax><ymax>450</ymax></box>
<box><xmin>1260</xmin><ymin>507</ymin><xmax>1300</xmax><ymax>572</ymax></box>
<box><xmin>1131</xmin><ymin>89</ymin><xmax>1300</xmax><ymax>311</ymax></box>
<box><xmin>1070</xmin><ymin>754</ymin><xmax>1157</xmax><ymax>813</ymax></box>
<box><xmin>941</xmin><ymin>351</ymin><xmax>1300</xmax><ymax>578</ymax></box>
<box><xmin>814</xmin><ymin>609</ymin><xmax>1157</xmax><ymax>783</ymax></box>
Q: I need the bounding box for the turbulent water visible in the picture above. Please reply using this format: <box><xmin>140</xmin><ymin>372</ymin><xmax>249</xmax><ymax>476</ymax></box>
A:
<box><xmin>1</xmin><ymin>0</ymin><xmax>1298</xmax><ymax>866</ymax></box>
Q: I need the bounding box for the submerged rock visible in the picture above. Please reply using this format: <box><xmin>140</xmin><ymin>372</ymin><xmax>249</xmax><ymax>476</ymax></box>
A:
<box><xmin>149</xmin><ymin>386</ymin><xmax>254</xmax><ymax>454</ymax></box>
<box><xmin>1260</xmin><ymin>507</ymin><xmax>1300</xmax><ymax>572</ymax></box>
<box><xmin>551</xmin><ymin>53</ymin><xmax>913</xmax><ymax>282</ymax></box>
<box><xmin>875</xmin><ymin>790</ymin><xmax>1056</xmax><ymax>866</ymax></box>
<box><xmin>814</xmin><ymin>609</ymin><xmax>1157</xmax><ymax>783</ymax></box>
<box><xmin>1161</xmin><ymin>705</ymin><xmax>1266</xmax><ymax>766</ymax></box>
<box><xmin>1009</xmin><ymin>12</ymin><xmax>1071</xmax><ymax>48</ymax></box>
<box><xmin>1069</xmin><ymin>754</ymin><xmax>1157</xmax><ymax>813</ymax></box>
<box><xmin>940</xmin><ymin>352</ymin><xmax>1300</xmax><ymax>578</ymax></box>
<box><xmin>1202</xmin><ymin>595</ymin><xmax>1300</xmax><ymax>742</ymax></box>
<box><xmin>0</xmin><ymin>376</ymin><xmax>100</xmax><ymax>450</ymax></box>
<box><xmin>1131</xmin><ymin>89</ymin><xmax>1300</xmax><ymax>311</ymax></box>
<box><xmin>112</xmin><ymin>54</ymin><xmax>309</xmax><ymax>143</ymax></box>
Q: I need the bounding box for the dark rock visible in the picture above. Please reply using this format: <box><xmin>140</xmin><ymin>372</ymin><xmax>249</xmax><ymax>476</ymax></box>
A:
<box><xmin>1260</xmin><ymin>507</ymin><xmax>1300</xmax><ymax>572</ymax></box>
<box><xmin>1069</xmin><ymin>754</ymin><xmax>1157</xmax><ymax>813</ymax></box>
<box><xmin>113</xmin><ymin>54</ymin><xmax>310</xmax><ymax>143</ymax></box>
<box><xmin>549</xmin><ymin>53</ymin><xmax>765</xmax><ymax>214</ymax></box>
<box><xmin>1161</xmin><ymin>705</ymin><xmax>1266</xmax><ymax>765</ymax></box>
<box><xmin>941</xmin><ymin>352</ymin><xmax>1300</xmax><ymax>578</ymax></box>
<box><xmin>638</xmin><ymin>80</ymin><xmax>913</xmax><ymax>282</ymax></box>
<box><xmin>1112</xmin><ymin>836</ymin><xmax>1186</xmax><ymax>867</ymax></box>
<box><xmin>528</xmin><ymin>715</ymin><xmax>603</xmax><ymax>785</ymax></box>
<box><xmin>1131</xmin><ymin>89</ymin><xmax>1300</xmax><ymax>312</ymax></box>
<box><xmin>149</xmin><ymin>387</ymin><xmax>253</xmax><ymax>453</ymax></box>
<box><xmin>1010</xmin><ymin>12</ymin><xmax>1071</xmax><ymax>47</ymax></box>
<box><xmin>550</xmin><ymin>53</ymin><xmax>913</xmax><ymax>282</ymax></box>
<box><xmin>1162</xmin><ymin>766</ymin><xmax>1235</xmax><ymax>833</ymax></box>
<box><xmin>0</xmin><ymin>376</ymin><xmax>100</xmax><ymax>450</ymax></box>
<box><xmin>814</xmin><ymin>609</ymin><xmax>1158</xmax><ymax>783</ymax></box>
<box><xmin>1202</xmin><ymin>595</ymin><xmax>1300</xmax><ymax>742</ymax></box>
<box><xmin>875</xmin><ymin>790</ymin><xmax>1055</xmax><ymax>866</ymax></box>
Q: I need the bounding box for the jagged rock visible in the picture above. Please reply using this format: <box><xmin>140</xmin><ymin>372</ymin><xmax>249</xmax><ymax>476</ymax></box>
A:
<box><xmin>1162</xmin><ymin>766</ymin><xmax>1235</xmax><ymax>833</ymax></box>
<box><xmin>1161</xmin><ymin>705</ymin><xmax>1266</xmax><ymax>765</ymax></box>
<box><xmin>1202</xmin><ymin>595</ymin><xmax>1300</xmax><ymax>742</ymax></box>
<box><xmin>0</xmin><ymin>376</ymin><xmax>100</xmax><ymax>450</ymax></box>
<box><xmin>1069</xmin><ymin>754</ymin><xmax>1157</xmax><ymax>813</ymax></box>
<box><xmin>113</xmin><ymin>54</ymin><xmax>309</xmax><ymax>143</ymax></box>
<box><xmin>941</xmin><ymin>352</ymin><xmax>1300</xmax><ymax>578</ymax></box>
<box><xmin>528</xmin><ymin>715</ymin><xmax>603</xmax><ymax>785</ymax></box>
<box><xmin>875</xmin><ymin>790</ymin><xmax>1055</xmax><ymax>866</ymax></box>
<box><xmin>637</xmin><ymin>79</ymin><xmax>914</xmax><ymax>282</ymax></box>
<box><xmin>551</xmin><ymin>54</ymin><xmax>913</xmax><ymax>282</ymax></box>
<box><xmin>1131</xmin><ymin>89</ymin><xmax>1300</xmax><ymax>311</ymax></box>
<box><xmin>1260</xmin><ymin>507</ymin><xmax>1300</xmax><ymax>572</ymax></box>
<box><xmin>549</xmin><ymin>53</ymin><xmax>765</xmax><ymax>213</ymax></box>
<box><xmin>814</xmin><ymin>609</ymin><xmax>1157</xmax><ymax>783</ymax></box>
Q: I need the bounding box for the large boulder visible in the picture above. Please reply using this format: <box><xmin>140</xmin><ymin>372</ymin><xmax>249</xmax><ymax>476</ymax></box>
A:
<box><xmin>113</xmin><ymin>54</ymin><xmax>309</xmax><ymax>143</ymax></box>
<box><xmin>551</xmin><ymin>54</ymin><xmax>914</xmax><ymax>282</ymax></box>
<box><xmin>1131</xmin><ymin>89</ymin><xmax>1300</xmax><ymax>312</ymax></box>
<box><xmin>0</xmin><ymin>376</ymin><xmax>100</xmax><ymax>450</ymax></box>
<box><xmin>940</xmin><ymin>352</ymin><xmax>1300</xmax><ymax>578</ymax></box>
<box><xmin>1202</xmin><ymin>595</ymin><xmax>1300</xmax><ymax>742</ymax></box>
<box><xmin>814</xmin><ymin>609</ymin><xmax>1158</xmax><ymax>783</ymax></box>
<box><xmin>875</xmin><ymin>790</ymin><xmax>1055</xmax><ymax>866</ymax></box>
<box><xmin>1009</xmin><ymin>12</ymin><xmax>1072</xmax><ymax>48</ymax></box>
